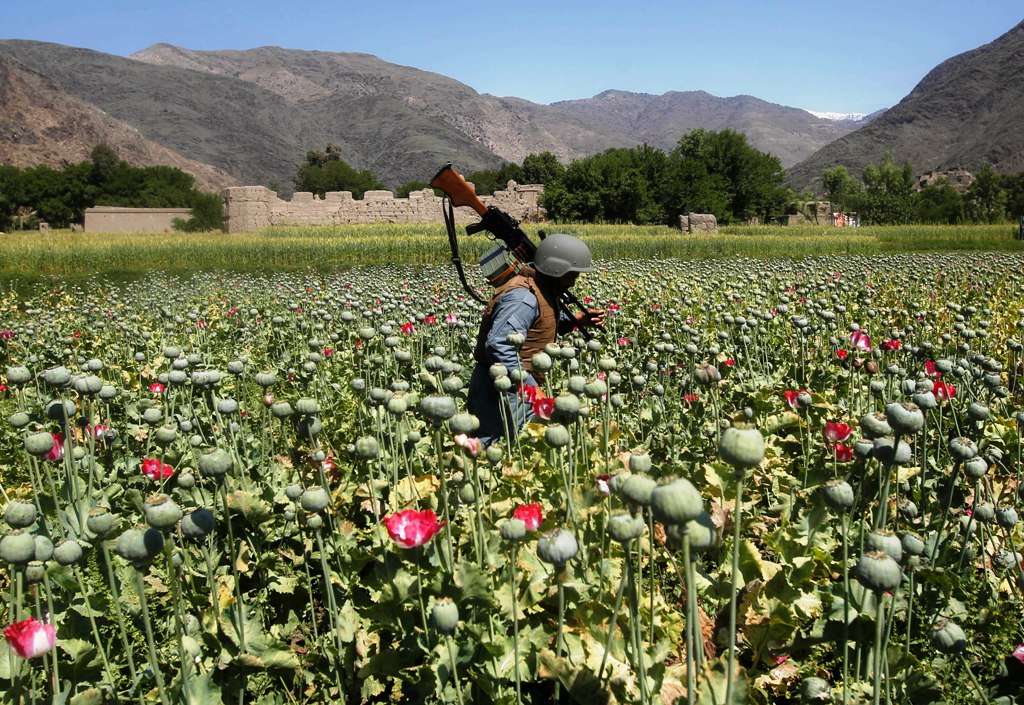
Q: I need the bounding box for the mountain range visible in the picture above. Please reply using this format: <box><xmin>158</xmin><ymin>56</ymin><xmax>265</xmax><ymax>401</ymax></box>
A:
<box><xmin>1</xmin><ymin>19</ymin><xmax>1022</xmax><ymax>194</ymax></box>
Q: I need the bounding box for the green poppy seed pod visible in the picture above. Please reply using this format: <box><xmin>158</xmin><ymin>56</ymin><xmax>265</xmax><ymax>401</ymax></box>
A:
<box><xmin>24</xmin><ymin>560</ymin><xmax>46</xmax><ymax>585</ymax></box>
<box><xmin>144</xmin><ymin>494</ymin><xmax>183</xmax><ymax>530</ymax></box>
<box><xmin>598</xmin><ymin>357</ymin><xmax>617</xmax><ymax>372</ymax></box>
<box><xmin>0</xmin><ymin>532</ymin><xmax>36</xmax><ymax>565</ymax></box>
<box><xmin>419</xmin><ymin>395</ymin><xmax>457</xmax><ymax>424</ymax></box>
<box><xmin>607</xmin><ymin>513</ymin><xmax>646</xmax><ymax>544</ymax></box>
<box><xmin>800</xmin><ymin>676</ymin><xmax>832</xmax><ymax>703</ymax></box>
<box><xmin>295</xmin><ymin>398</ymin><xmax>320</xmax><ymax>416</ymax></box>
<box><xmin>854</xmin><ymin>551</ymin><xmax>903</xmax><ymax>593</ymax></box>
<box><xmin>3</xmin><ymin>501</ymin><xmax>37</xmax><ymax>529</ymax></box>
<box><xmin>912</xmin><ymin>391</ymin><xmax>937</xmax><ymax>410</ymax></box>
<box><xmin>270</xmin><ymin>401</ymin><xmax>294</xmax><ymax>419</ymax></box>
<box><xmin>973</xmin><ymin>503</ymin><xmax>994</xmax><ymax>523</ymax></box>
<box><xmin>493</xmin><ymin>376</ymin><xmax>513</xmax><ymax>392</ymax></box>
<box><xmin>441</xmin><ymin>376</ymin><xmax>463</xmax><ymax>394</ymax></box>
<box><xmin>167</xmin><ymin>370</ymin><xmax>188</xmax><ymax>385</ymax></box>
<box><xmin>354</xmin><ymin>436</ymin><xmax>380</xmax><ymax>460</ymax></box>
<box><xmin>993</xmin><ymin>549</ymin><xmax>1023</xmax><ymax>571</ymax></box>
<box><xmin>99</xmin><ymin>385</ymin><xmax>117</xmax><ymax>401</ymax></box>
<box><xmin>996</xmin><ymin>506</ymin><xmax>1019</xmax><ymax>529</ymax></box>
<box><xmin>531</xmin><ymin>352</ymin><xmax>553</xmax><ymax>372</ymax></box>
<box><xmin>45</xmin><ymin>398</ymin><xmax>77</xmax><ymax>423</ymax></box>
<box><xmin>300</xmin><ymin>486</ymin><xmax>331</xmax><ymax>513</ymax></box>
<box><xmin>488</xmin><ymin>363</ymin><xmax>508</xmax><ymax>379</ymax></box>
<box><xmin>387</xmin><ymin>397</ymin><xmax>408</xmax><ymax>415</ymax></box>
<box><xmin>618</xmin><ymin>474</ymin><xmax>658</xmax><ymax>507</ymax></box>
<box><xmin>823</xmin><ymin>479</ymin><xmax>855</xmax><ymax>512</ymax></box>
<box><xmin>629</xmin><ymin>453</ymin><xmax>652</xmax><ymax>474</ymax></box>
<box><xmin>6</xmin><ymin>366</ymin><xmax>32</xmax><ymax>386</ymax></box>
<box><xmin>254</xmin><ymin>372</ymin><xmax>277</xmax><ymax>388</ymax></box>
<box><xmin>357</xmin><ymin>326</ymin><xmax>376</xmax><ymax>340</ymax></box>
<box><xmin>901</xmin><ymin>532</ymin><xmax>926</xmax><ymax>558</ymax></box>
<box><xmin>859</xmin><ymin>412</ymin><xmax>892</xmax><ymax>439</ymax></box>
<box><xmin>227</xmin><ymin>360</ymin><xmax>245</xmax><ymax>376</ymax></box>
<box><xmin>306</xmin><ymin>514</ymin><xmax>324</xmax><ymax>530</ymax></box>
<box><xmin>8</xmin><ymin>412</ymin><xmax>30</xmax><ymax>430</ymax></box>
<box><xmin>86</xmin><ymin>507</ymin><xmax>115</xmax><ymax>537</ymax></box>
<box><xmin>537</xmin><ymin>528</ymin><xmax>579</xmax><ymax>566</ymax></box>
<box><xmin>866</xmin><ymin>529</ymin><xmax>902</xmax><ymax>562</ymax></box>
<box><xmin>163</xmin><ymin>346</ymin><xmax>182</xmax><ymax>360</ymax></box>
<box><xmin>23</xmin><ymin>432</ymin><xmax>56</xmax><ymax>458</ymax></box>
<box><xmin>296</xmin><ymin>416</ymin><xmax>322</xmax><ymax>439</ymax></box>
<box><xmin>449</xmin><ymin>413</ymin><xmax>479</xmax><ymax>436</ymax></box>
<box><xmin>431</xmin><ymin>599</ymin><xmax>460</xmax><ymax>635</ymax></box>
<box><xmin>75</xmin><ymin>375</ymin><xmax>103</xmax><ymax>396</ymax></box>
<box><xmin>967</xmin><ymin>402</ymin><xmax>990</xmax><ymax>422</ymax></box>
<box><xmin>458</xmin><ymin>482</ymin><xmax>476</xmax><ymax>505</ymax></box>
<box><xmin>872</xmin><ymin>437</ymin><xmax>912</xmax><ymax>466</ymax></box>
<box><xmin>154</xmin><ymin>424</ymin><xmax>177</xmax><ymax>446</ymax></box>
<box><xmin>898</xmin><ymin>499</ymin><xmax>918</xmax><ymax>520</ymax></box>
<box><xmin>948</xmin><ymin>437</ymin><xmax>978</xmax><ymax>463</ymax></box>
<box><xmin>406</xmin><ymin>430</ymin><xmax>422</xmax><ymax>445</ymax></box>
<box><xmin>115</xmin><ymin>527</ymin><xmax>164</xmax><ymax>566</ymax></box>
<box><xmin>181</xmin><ymin>508</ymin><xmax>217</xmax><ymax>541</ymax></box>
<box><xmin>142</xmin><ymin>407</ymin><xmax>163</xmax><ymax>426</ymax></box>
<box><xmin>350</xmin><ymin>377</ymin><xmax>367</xmax><ymax>392</ymax></box>
<box><xmin>650</xmin><ymin>478</ymin><xmax>704</xmax><ymax>525</ymax></box>
<box><xmin>198</xmin><ymin>448</ymin><xmax>233</xmax><ymax>478</ymax></box>
<box><xmin>43</xmin><ymin>366</ymin><xmax>71</xmax><ymax>388</ymax></box>
<box><xmin>885</xmin><ymin>402</ymin><xmax>924</xmax><ymax>435</ymax></box>
<box><xmin>665</xmin><ymin>511</ymin><xmax>720</xmax><ymax>553</ymax></box>
<box><xmin>176</xmin><ymin>473</ymin><xmax>196</xmax><ymax>490</ymax></box>
<box><xmin>931</xmin><ymin>620</ymin><xmax>967</xmax><ymax>654</ymax></box>
<box><xmin>963</xmin><ymin>456</ymin><xmax>988</xmax><ymax>479</ymax></box>
<box><xmin>217</xmin><ymin>399</ymin><xmax>239</xmax><ymax>415</ymax></box>
<box><xmin>53</xmin><ymin>539</ymin><xmax>83</xmax><ymax>566</ymax></box>
<box><xmin>284</xmin><ymin>484</ymin><xmax>303</xmax><ymax>502</ymax></box>
<box><xmin>583</xmin><ymin>380</ymin><xmax>608</xmax><ymax>399</ymax></box>
<box><xmin>500</xmin><ymin>518</ymin><xmax>527</xmax><ymax>542</ymax></box>
<box><xmin>544</xmin><ymin>424</ymin><xmax>571</xmax><ymax>448</ymax></box>
<box><xmin>567</xmin><ymin>375</ymin><xmax>587</xmax><ymax>395</ymax></box>
<box><xmin>552</xmin><ymin>395</ymin><xmax>580</xmax><ymax>424</ymax></box>
<box><xmin>33</xmin><ymin>535</ymin><xmax>53</xmax><ymax>562</ymax></box>
<box><xmin>718</xmin><ymin>424</ymin><xmax>765</xmax><ymax>471</ymax></box>
<box><xmin>485</xmin><ymin>444</ymin><xmax>504</xmax><ymax>464</ymax></box>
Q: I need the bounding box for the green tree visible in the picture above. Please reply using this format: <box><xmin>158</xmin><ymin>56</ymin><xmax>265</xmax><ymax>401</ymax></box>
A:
<box><xmin>859</xmin><ymin>152</ymin><xmax>915</xmax><ymax>225</ymax></box>
<box><xmin>395</xmin><ymin>181</ymin><xmax>435</xmax><ymax>198</ymax></box>
<box><xmin>821</xmin><ymin>165</ymin><xmax>863</xmax><ymax>213</ymax></box>
<box><xmin>1001</xmin><ymin>171</ymin><xmax>1024</xmax><ymax>222</ymax></box>
<box><xmin>521</xmin><ymin>152</ymin><xmax>565</xmax><ymax>186</ymax></box>
<box><xmin>465</xmin><ymin>162</ymin><xmax>524</xmax><ymax>196</ymax></box>
<box><xmin>965</xmin><ymin>162</ymin><xmax>1006</xmax><ymax>223</ymax></box>
<box><xmin>174</xmin><ymin>191</ymin><xmax>224</xmax><ymax>232</ymax></box>
<box><xmin>294</xmin><ymin>146</ymin><xmax>382</xmax><ymax>198</ymax></box>
<box><xmin>915</xmin><ymin>178</ymin><xmax>964</xmax><ymax>224</ymax></box>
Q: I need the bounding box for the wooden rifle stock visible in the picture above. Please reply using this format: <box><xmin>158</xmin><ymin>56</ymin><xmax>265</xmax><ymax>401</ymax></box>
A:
<box><xmin>430</xmin><ymin>164</ymin><xmax>488</xmax><ymax>217</ymax></box>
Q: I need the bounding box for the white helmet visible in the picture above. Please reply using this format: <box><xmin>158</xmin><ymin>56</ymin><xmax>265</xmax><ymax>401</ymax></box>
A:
<box><xmin>532</xmin><ymin>233</ymin><xmax>593</xmax><ymax>277</ymax></box>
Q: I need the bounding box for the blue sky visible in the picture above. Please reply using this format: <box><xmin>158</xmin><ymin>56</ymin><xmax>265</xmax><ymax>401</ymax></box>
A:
<box><xmin>4</xmin><ymin>1</ymin><xmax>1021</xmax><ymax>114</ymax></box>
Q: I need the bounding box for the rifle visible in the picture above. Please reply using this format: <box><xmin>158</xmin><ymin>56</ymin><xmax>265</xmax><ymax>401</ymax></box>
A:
<box><xmin>429</xmin><ymin>163</ymin><xmax>600</xmax><ymax>335</ymax></box>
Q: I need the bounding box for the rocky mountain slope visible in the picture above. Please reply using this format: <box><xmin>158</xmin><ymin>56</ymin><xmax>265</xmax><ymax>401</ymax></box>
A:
<box><xmin>787</xmin><ymin>20</ymin><xmax>1024</xmax><ymax>189</ymax></box>
<box><xmin>0</xmin><ymin>50</ymin><xmax>236</xmax><ymax>192</ymax></box>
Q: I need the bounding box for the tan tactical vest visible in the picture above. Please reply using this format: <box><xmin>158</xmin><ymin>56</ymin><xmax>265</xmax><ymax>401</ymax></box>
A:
<box><xmin>474</xmin><ymin>269</ymin><xmax>558</xmax><ymax>381</ymax></box>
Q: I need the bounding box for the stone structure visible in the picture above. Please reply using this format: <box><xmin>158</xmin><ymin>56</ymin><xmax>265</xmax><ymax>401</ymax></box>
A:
<box><xmin>84</xmin><ymin>206</ymin><xmax>191</xmax><ymax>233</ymax></box>
<box><xmin>678</xmin><ymin>213</ymin><xmax>718</xmax><ymax>234</ymax></box>
<box><xmin>221</xmin><ymin>182</ymin><xmax>544</xmax><ymax>233</ymax></box>
<box><xmin>916</xmin><ymin>167</ymin><xmax>974</xmax><ymax>192</ymax></box>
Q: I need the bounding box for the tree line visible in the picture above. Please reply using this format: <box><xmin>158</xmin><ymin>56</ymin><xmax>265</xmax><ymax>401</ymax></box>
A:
<box><xmin>0</xmin><ymin>145</ymin><xmax>221</xmax><ymax>231</ymax></box>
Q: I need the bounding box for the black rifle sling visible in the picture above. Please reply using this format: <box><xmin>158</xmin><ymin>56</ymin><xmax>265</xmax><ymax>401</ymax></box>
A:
<box><xmin>443</xmin><ymin>197</ymin><xmax>487</xmax><ymax>305</ymax></box>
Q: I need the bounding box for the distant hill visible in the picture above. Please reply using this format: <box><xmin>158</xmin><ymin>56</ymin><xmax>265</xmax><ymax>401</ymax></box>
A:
<box><xmin>0</xmin><ymin>50</ymin><xmax>235</xmax><ymax>191</ymax></box>
<box><xmin>787</xmin><ymin>20</ymin><xmax>1024</xmax><ymax>190</ymax></box>
<box><xmin>549</xmin><ymin>89</ymin><xmax>864</xmax><ymax>168</ymax></box>
<box><xmin>0</xmin><ymin>40</ymin><xmax>869</xmax><ymax>190</ymax></box>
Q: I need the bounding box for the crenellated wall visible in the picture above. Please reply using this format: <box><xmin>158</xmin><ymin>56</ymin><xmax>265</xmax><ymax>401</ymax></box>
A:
<box><xmin>221</xmin><ymin>182</ymin><xmax>544</xmax><ymax>233</ymax></box>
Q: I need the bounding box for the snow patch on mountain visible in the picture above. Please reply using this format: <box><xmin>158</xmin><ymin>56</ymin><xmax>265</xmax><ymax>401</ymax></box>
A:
<box><xmin>804</xmin><ymin>110</ymin><xmax>869</xmax><ymax>122</ymax></box>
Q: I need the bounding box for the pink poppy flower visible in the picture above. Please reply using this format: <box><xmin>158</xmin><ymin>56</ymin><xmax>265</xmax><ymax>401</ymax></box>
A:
<box><xmin>4</xmin><ymin>618</ymin><xmax>56</xmax><ymax>659</ymax></box>
<box><xmin>596</xmin><ymin>474</ymin><xmax>611</xmax><ymax>495</ymax></box>
<box><xmin>445</xmin><ymin>313</ymin><xmax>459</xmax><ymax>324</ymax></box>
<box><xmin>453</xmin><ymin>434</ymin><xmax>480</xmax><ymax>458</ymax></box>
<box><xmin>849</xmin><ymin>330</ymin><xmax>872</xmax><ymax>352</ymax></box>
<box><xmin>824</xmin><ymin>422</ymin><xmax>853</xmax><ymax>443</ymax></box>
<box><xmin>1012</xmin><ymin>643</ymin><xmax>1024</xmax><ymax>664</ymax></box>
<box><xmin>513</xmin><ymin>503</ymin><xmax>543</xmax><ymax>532</ymax></box>
<box><xmin>383</xmin><ymin>509</ymin><xmax>446</xmax><ymax>548</ymax></box>
<box><xmin>618</xmin><ymin>337</ymin><xmax>629</xmax><ymax>347</ymax></box>
<box><xmin>46</xmin><ymin>433</ymin><xmax>65</xmax><ymax>462</ymax></box>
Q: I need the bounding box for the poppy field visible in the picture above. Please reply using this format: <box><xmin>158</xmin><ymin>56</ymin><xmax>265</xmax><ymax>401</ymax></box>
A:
<box><xmin>2</xmin><ymin>250</ymin><xmax>1024</xmax><ymax>704</ymax></box>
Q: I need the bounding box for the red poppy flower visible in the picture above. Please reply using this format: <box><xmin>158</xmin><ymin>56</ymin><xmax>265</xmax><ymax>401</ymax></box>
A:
<box><xmin>684</xmin><ymin>393</ymin><xmax>699</xmax><ymax>405</ymax></box>
<box><xmin>532</xmin><ymin>396</ymin><xmax>555</xmax><ymax>420</ymax></box>
<box><xmin>149</xmin><ymin>382</ymin><xmax>165</xmax><ymax>395</ymax></box>
<box><xmin>383</xmin><ymin>509</ymin><xmax>446</xmax><ymax>548</ymax></box>
<box><xmin>881</xmin><ymin>339</ymin><xmax>900</xmax><ymax>352</ymax></box>
<box><xmin>4</xmin><ymin>618</ymin><xmax>56</xmax><ymax>659</ymax></box>
<box><xmin>512</xmin><ymin>503</ymin><xmax>543</xmax><ymax>532</ymax></box>
<box><xmin>824</xmin><ymin>422</ymin><xmax>853</xmax><ymax>443</ymax></box>
<box><xmin>618</xmin><ymin>337</ymin><xmax>629</xmax><ymax>347</ymax></box>
<box><xmin>424</xmin><ymin>315</ymin><xmax>437</xmax><ymax>325</ymax></box>
<box><xmin>401</xmin><ymin>322</ymin><xmax>415</xmax><ymax>334</ymax></box>
<box><xmin>832</xmin><ymin>444</ymin><xmax>854</xmax><ymax>462</ymax></box>
<box><xmin>723</xmin><ymin>359</ymin><xmax>736</xmax><ymax>368</ymax></box>
<box><xmin>141</xmin><ymin>458</ymin><xmax>174</xmax><ymax>481</ymax></box>
<box><xmin>784</xmin><ymin>390</ymin><xmax>801</xmax><ymax>409</ymax></box>
<box><xmin>924</xmin><ymin>360</ymin><xmax>941</xmax><ymax>378</ymax></box>
<box><xmin>518</xmin><ymin>384</ymin><xmax>540</xmax><ymax>404</ymax></box>
<box><xmin>836</xmin><ymin>349</ymin><xmax>849</xmax><ymax>360</ymax></box>
<box><xmin>933</xmin><ymin>381</ymin><xmax>956</xmax><ymax>401</ymax></box>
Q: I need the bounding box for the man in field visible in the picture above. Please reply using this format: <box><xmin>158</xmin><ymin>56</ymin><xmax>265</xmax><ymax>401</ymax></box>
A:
<box><xmin>468</xmin><ymin>233</ymin><xmax>603</xmax><ymax>447</ymax></box>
